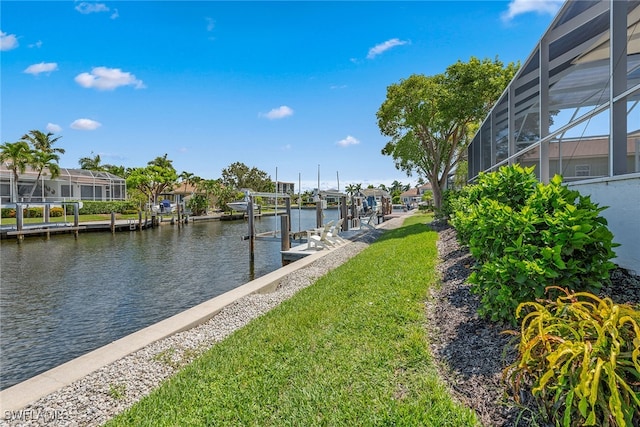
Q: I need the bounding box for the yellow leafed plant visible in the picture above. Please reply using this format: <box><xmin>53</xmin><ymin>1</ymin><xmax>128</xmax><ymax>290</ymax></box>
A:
<box><xmin>504</xmin><ymin>287</ymin><xmax>640</xmax><ymax>426</ymax></box>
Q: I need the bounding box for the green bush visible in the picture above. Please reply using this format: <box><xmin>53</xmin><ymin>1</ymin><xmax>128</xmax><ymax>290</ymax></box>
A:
<box><xmin>23</xmin><ymin>207</ymin><xmax>43</xmax><ymax>218</ymax></box>
<box><xmin>77</xmin><ymin>201</ymin><xmax>139</xmax><ymax>215</ymax></box>
<box><xmin>186</xmin><ymin>194</ymin><xmax>208</xmax><ymax>216</ymax></box>
<box><xmin>1</xmin><ymin>208</ymin><xmax>16</xmax><ymax>218</ymax></box>
<box><xmin>451</xmin><ymin>164</ymin><xmax>538</xmax><ymax>245</ymax></box>
<box><xmin>505</xmin><ymin>289</ymin><xmax>640</xmax><ymax>426</ymax></box>
<box><xmin>450</xmin><ymin>165</ymin><xmax>617</xmax><ymax>324</ymax></box>
<box><xmin>437</xmin><ymin>188</ymin><xmax>461</xmax><ymax>219</ymax></box>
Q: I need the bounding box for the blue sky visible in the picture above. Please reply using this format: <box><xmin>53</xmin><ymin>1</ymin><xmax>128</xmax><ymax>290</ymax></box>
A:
<box><xmin>1</xmin><ymin>0</ymin><xmax>563</xmax><ymax>191</ymax></box>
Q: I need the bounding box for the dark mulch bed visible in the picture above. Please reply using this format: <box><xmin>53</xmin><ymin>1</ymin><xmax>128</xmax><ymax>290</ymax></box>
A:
<box><xmin>426</xmin><ymin>221</ymin><xmax>640</xmax><ymax>427</ymax></box>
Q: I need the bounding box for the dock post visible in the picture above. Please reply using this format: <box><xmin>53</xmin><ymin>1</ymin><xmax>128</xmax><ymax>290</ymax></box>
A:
<box><xmin>281</xmin><ymin>214</ymin><xmax>290</xmax><ymax>265</ymax></box>
<box><xmin>110</xmin><ymin>212</ymin><xmax>116</xmax><ymax>233</ymax></box>
<box><xmin>340</xmin><ymin>196</ymin><xmax>348</xmax><ymax>231</ymax></box>
<box><xmin>138</xmin><ymin>211</ymin><xmax>143</xmax><ymax>231</ymax></box>
<box><xmin>316</xmin><ymin>200</ymin><xmax>323</xmax><ymax>228</ymax></box>
<box><xmin>247</xmin><ymin>196</ymin><xmax>255</xmax><ymax>260</ymax></box>
<box><xmin>351</xmin><ymin>199</ymin><xmax>357</xmax><ymax>228</ymax></box>
<box><xmin>285</xmin><ymin>197</ymin><xmax>291</xmax><ymax>231</ymax></box>
<box><xmin>73</xmin><ymin>203</ymin><xmax>80</xmax><ymax>239</ymax></box>
<box><xmin>280</xmin><ymin>214</ymin><xmax>290</xmax><ymax>252</ymax></box>
<box><xmin>44</xmin><ymin>204</ymin><xmax>51</xmax><ymax>240</ymax></box>
<box><xmin>16</xmin><ymin>203</ymin><xmax>24</xmax><ymax>242</ymax></box>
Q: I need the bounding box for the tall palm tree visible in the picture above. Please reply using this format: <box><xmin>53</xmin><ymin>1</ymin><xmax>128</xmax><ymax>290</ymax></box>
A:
<box><xmin>0</xmin><ymin>141</ymin><xmax>32</xmax><ymax>202</ymax></box>
<box><xmin>21</xmin><ymin>130</ymin><xmax>65</xmax><ymax>155</ymax></box>
<box><xmin>27</xmin><ymin>151</ymin><xmax>61</xmax><ymax>201</ymax></box>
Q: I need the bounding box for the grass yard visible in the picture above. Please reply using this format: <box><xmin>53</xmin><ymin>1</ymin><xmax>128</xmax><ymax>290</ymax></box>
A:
<box><xmin>107</xmin><ymin>214</ymin><xmax>477</xmax><ymax>426</ymax></box>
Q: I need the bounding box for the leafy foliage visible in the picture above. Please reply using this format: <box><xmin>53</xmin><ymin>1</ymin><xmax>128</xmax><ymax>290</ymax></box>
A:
<box><xmin>505</xmin><ymin>288</ymin><xmax>640</xmax><ymax>426</ymax></box>
<box><xmin>450</xmin><ymin>165</ymin><xmax>617</xmax><ymax>324</ymax></box>
<box><xmin>78</xmin><ymin>201</ymin><xmax>139</xmax><ymax>215</ymax></box>
<box><xmin>220</xmin><ymin>162</ymin><xmax>273</xmax><ymax>192</ymax></box>
<box><xmin>186</xmin><ymin>194</ymin><xmax>208</xmax><ymax>216</ymax></box>
<box><xmin>126</xmin><ymin>163</ymin><xmax>178</xmax><ymax>205</ymax></box>
<box><xmin>377</xmin><ymin>57</ymin><xmax>518</xmax><ymax>209</ymax></box>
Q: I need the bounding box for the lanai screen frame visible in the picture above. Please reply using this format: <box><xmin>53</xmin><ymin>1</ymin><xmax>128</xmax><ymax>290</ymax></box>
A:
<box><xmin>468</xmin><ymin>0</ymin><xmax>640</xmax><ymax>183</ymax></box>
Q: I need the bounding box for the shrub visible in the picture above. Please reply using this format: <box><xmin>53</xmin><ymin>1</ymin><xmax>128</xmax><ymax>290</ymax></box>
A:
<box><xmin>1</xmin><ymin>208</ymin><xmax>16</xmax><ymax>218</ymax></box>
<box><xmin>451</xmin><ymin>165</ymin><xmax>538</xmax><ymax>246</ymax></box>
<box><xmin>50</xmin><ymin>207</ymin><xmax>64</xmax><ymax>217</ymax></box>
<box><xmin>186</xmin><ymin>194</ymin><xmax>208</xmax><ymax>216</ymax></box>
<box><xmin>23</xmin><ymin>207</ymin><xmax>43</xmax><ymax>218</ymax></box>
<box><xmin>505</xmin><ymin>288</ymin><xmax>640</xmax><ymax>426</ymax></box>
<box><xmin>450</xmin><ymin>165</ymin><xmax>617</xmax><ymax>324</ymax></box>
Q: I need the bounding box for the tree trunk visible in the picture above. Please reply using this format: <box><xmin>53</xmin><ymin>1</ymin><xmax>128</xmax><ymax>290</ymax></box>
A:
<box><xmin>11</xmin><ymin>170</ymin><xmax>19</xmax><ymax>203</ymax></box>
<box><xmin>432</xmin><ymin>182</ymin><xmax>443</xmax><ymax>210</ymax></box>
<box><xmin>26</xmin><ymin>171</ymin><xmax>43</xmax><ymax>202</ymax></box>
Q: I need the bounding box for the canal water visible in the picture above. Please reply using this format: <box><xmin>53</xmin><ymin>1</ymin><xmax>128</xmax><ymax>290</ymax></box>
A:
<box><xmin>0</xmin><ymin>208</ymin><xmax>341</xmax><ymax>390</ymax></box>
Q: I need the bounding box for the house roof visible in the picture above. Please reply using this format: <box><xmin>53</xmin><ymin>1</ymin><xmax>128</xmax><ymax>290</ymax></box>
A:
<box><xmin>0</xmin><ymin>163</ymin><xmax>125</xmax><ymax>182</ymax></box>
<box><xmin>519</xmin><ymin>132</ymin><xmax>640</xmax><ymax>161</ymax></box>
<box><xmin>361</xmin><ymin>188</ymin><xmax>390</xmax><ymax>198</ymax></box>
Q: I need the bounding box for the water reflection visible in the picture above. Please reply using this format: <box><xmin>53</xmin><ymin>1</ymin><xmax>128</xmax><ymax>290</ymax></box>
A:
<box><xmin>0</xmin><ymin>209</ymin><xmax>339</xmax><ymax>390</ymax></box>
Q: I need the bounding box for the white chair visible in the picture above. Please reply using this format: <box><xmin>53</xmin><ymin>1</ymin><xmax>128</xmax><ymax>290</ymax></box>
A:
<box><xmin>360</xmin><ymin>212</ymin><xmax>376</xmax><ymax>230</ymax></box>
<box><xmin>326</xmin><ymin>218</ymin><xmax>345</xmax><ymax>245</ymax></box>
<box><xmin>307</xmin><ymin>221</ymin><xmax>334</xmax><ymax>250</ymax></box>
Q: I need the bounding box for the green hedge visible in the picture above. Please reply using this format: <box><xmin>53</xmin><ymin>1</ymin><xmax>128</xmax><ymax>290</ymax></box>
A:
<box><xmin>77</xmin><ymin>201</ymin><xmax>139</xmax><ymax>215</ymax></box>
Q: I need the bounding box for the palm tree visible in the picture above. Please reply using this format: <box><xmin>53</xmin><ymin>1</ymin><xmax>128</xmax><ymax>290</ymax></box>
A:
<box><xmin>79</xmin><ymin>152</ymin><xmax>103</xmax><ymax>170</ymax></box>
<box><xmin>26</xmin><ymin>151</ymin><xmax>61</xmax><ymax>201</ymax></box>
<box><xmin>178</xmin><ymin>171</ymin><xmax>195</xmax><ymax>193</ymax></box>
<box><xmin>0</xmin><ymin>141</ymin><xmax>32</xmax><ymax>202</ymax></box>
<box><xmin>21</xmin><ymin>130</ymin><xmax>65</xmax><ymax>155</ymax></box>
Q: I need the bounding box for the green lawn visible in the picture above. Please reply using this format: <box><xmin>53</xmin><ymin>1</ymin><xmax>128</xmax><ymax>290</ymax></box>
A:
<box><xmin>107</xmin><ymin>214</ymin><xmax>478</xmax><ymax>426</ymax></box>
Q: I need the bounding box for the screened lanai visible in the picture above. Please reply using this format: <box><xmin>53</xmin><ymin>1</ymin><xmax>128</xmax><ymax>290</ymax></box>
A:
<box><xmin>0</xmin><ymin>163</ymin><xmax>127</xmax><ymax>203</ymax></box>
<box><xmin>469</xmin><ymin>0</ymin><xmax>640</xmax><ymax>181</ymax></box>
<box><xmin>467</xmin><ymin>0</ymin><xmax>640</xmax><ymax>272</ymax></box>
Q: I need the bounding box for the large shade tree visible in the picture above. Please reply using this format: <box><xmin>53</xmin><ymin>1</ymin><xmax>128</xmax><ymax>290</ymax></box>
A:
<box><xmin>126</xmin><ymin>155</ymin><xmax>178</xmax><ymax>208</ymax></box>
<box><xmin>221</xmin><ymin>162</ymin><xmax>273</xmax><ymax>193</ymax></box>
<box><xmin>377</xmin><ymin>56</ymin><xmax>518</xmax><ymax>208</ymax></box>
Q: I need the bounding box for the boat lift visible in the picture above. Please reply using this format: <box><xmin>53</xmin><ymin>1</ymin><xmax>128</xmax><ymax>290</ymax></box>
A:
<box><xmin>243</xmin><ymin>190</ymin><xmax>350</xmax><ymax>265</ymax></box>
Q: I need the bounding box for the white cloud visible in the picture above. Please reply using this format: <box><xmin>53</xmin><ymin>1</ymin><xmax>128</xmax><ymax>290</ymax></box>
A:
<box><xmin>336</xmin><ymin>135</ymin><xmax>360</xmax><ymax>147</ymax></box>
<box><xmin>501</xmin><ymin>0</ymin><xmax>563</xmax><ymax>22</ymax></box>
<box><xmin>24</xmin><ymin>62</ymin><xmax>58</xmax><ymax>75</ymax></box>
<box><xmin>367</xmin><ymin>38</ymin><xmax>408</xmax><ymax>59</ymax></box>
<box><xmin>46</xmin><ymin>123</ymin><xmax>62</xmax><ymax>133</ymax></box>
<box><xmin>205</xmin><ymin>17</ymin><xmax>215</xmax><ymax>32</ymax></box>
<box><xmin>75</xmin><ymin>66</ymin><xmax>145</xmax><ymax>90</ymax></box>
<box><xmin>75</xmin><ymin>2</ymin><xmax>110</xmax><ymax>14</ymax></box>
<box><xmin>110</xmin><ymin>9</ymin><xmax>119</xmax><ymax>19</ymax></box>
<box><xmin>29</xmin><ymin>40</ymin><xmax>43</xmax><ymax>48</ymax></box>
<box><xmin>260</xmin><ymin>105</ymin><xmax>294</xmax><ymax>120</ymax></box>
<box><xmin>70</xmin><ymin>118</ymin><xmax>102</xmax><ymax>130</ymax></box>
<box><xmin>0</xmin><ymin>31</ymin><xmax>19</xmax><ymax>51</ymax></box>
